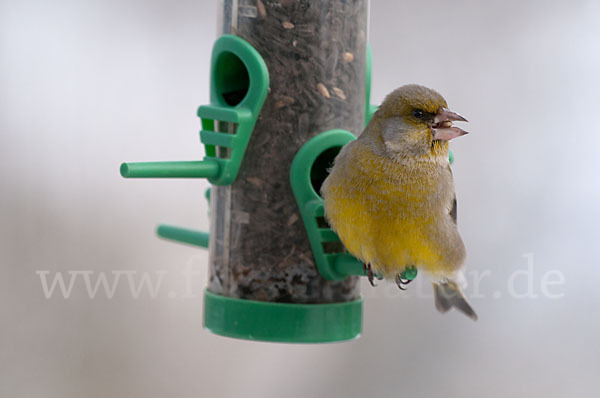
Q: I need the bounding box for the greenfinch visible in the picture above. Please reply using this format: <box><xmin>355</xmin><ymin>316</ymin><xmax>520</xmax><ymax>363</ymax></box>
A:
<box><xmin>321</xmin><ymin>84</ymin><xmax>477</xmax><ymax>320</ymax></box>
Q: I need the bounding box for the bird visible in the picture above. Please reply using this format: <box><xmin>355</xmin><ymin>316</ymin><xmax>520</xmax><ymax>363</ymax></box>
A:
<box><xmin>321</xmin><ymin>84</ymin><xmax>477</xmax><ymax>320</ymax></box>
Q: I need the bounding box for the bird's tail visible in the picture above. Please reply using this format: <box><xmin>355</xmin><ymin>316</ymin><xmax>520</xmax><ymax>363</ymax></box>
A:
<box><xmin>433</xmin><ymin>280</ymin><xmax>478</xmax><ymax>321</ymax></box>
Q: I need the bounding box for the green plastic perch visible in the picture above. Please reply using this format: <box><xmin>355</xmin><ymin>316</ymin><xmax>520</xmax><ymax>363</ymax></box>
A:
<box><xmin>120</xmin><ymin>160</ymin><xmax>219</xmax><ymax>179</ymax></box>
<box><xmin>157</xmin><ymin>224</ymin><xmax>209</xmax><ymax>248</ymax></box>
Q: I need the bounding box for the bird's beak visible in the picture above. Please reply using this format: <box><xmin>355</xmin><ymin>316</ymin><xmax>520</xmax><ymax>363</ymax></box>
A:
<box><xmin>431</xmin><ymin>108</ymin><xmax>469</xmax><ymax>141</ymax></box>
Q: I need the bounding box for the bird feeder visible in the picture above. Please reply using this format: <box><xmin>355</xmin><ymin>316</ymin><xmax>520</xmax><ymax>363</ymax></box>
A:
<box><xmin>120</xmin><ymin>0</ymin><xmax>391</xmax><ymax>343</ymax></box>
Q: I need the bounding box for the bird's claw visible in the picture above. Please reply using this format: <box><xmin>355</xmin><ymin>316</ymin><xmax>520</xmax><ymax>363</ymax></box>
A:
<box><xmin>363</xmin><ymin>263</ymin><xmax>377</xmax><ymax>287</ymax></box>
<box><xmin>395</xmin><ymin>274</ymin><xmax>413</xmax><ymax>291</ymax></box>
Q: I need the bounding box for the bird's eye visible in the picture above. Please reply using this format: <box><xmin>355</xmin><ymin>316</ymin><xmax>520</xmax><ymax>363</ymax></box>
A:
<box><xmin>412</xmin><ymin>109</ymin><xmax>425</xmax><ymax>119</ymax></box>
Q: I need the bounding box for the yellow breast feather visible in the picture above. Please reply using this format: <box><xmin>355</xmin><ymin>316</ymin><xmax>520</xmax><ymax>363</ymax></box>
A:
<box><xmin>323</xmin><ymin>141</ymin><xmax>449</xmax><ymax>276</ymax></box>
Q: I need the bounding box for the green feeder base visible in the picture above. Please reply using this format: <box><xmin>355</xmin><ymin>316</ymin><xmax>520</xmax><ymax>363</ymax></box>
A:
<box><xmin>203</xmin><ymin>290</ymin><xmax>363</xmax><ymax>343</ymax></box>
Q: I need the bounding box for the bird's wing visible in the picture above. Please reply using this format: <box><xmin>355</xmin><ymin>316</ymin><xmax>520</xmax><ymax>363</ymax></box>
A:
<box><xmin>450</xmin><ymin>196</ymin><xmax>457</xmax><ymax>224</ymax></box>
<box><xmin>447</xmin><ymin>165</ymin><xmax>458</xmax><ymax>224</ymax></box>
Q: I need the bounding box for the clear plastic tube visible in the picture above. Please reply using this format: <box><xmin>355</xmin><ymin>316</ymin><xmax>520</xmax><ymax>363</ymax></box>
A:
<box><xmin>210</xmin><ymin>0</ymin><xmax>369</xmax><ymax>303</ymax></box>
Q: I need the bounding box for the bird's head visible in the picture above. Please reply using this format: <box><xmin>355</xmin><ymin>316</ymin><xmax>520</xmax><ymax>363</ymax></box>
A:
<box><xmin>371</xmin><ymin>84</ymin><xmax>468</xmax><ymax>160</ymax></box>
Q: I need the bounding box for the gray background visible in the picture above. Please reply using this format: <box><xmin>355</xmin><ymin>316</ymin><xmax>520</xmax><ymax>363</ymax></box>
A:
<box><xmin>2</xmin><ymin>0</ymin><xmax>599</xmax><ymax>397</ymax></box>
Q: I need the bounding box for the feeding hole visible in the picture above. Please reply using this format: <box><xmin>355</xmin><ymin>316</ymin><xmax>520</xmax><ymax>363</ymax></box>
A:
<box><xmin>310</xmin><ymin>146</ymin><xmax>342</xmax><ymax>196</ymax></box>
<box><xmin>215</xmin><ymin>51</ymin><xmax>250</xmax><ymax>106</ymax></box>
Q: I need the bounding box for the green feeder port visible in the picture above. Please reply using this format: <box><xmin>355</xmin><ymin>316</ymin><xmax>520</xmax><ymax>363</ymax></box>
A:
<box><xmin>120</xmin><ymin>34</ymin><xmax>269</xmax><ymax>186</ymax></box>
<box><xmin>290</xmin><ymin>129</ymin><xmax>365</xmax><ymax>280</ymax></box>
